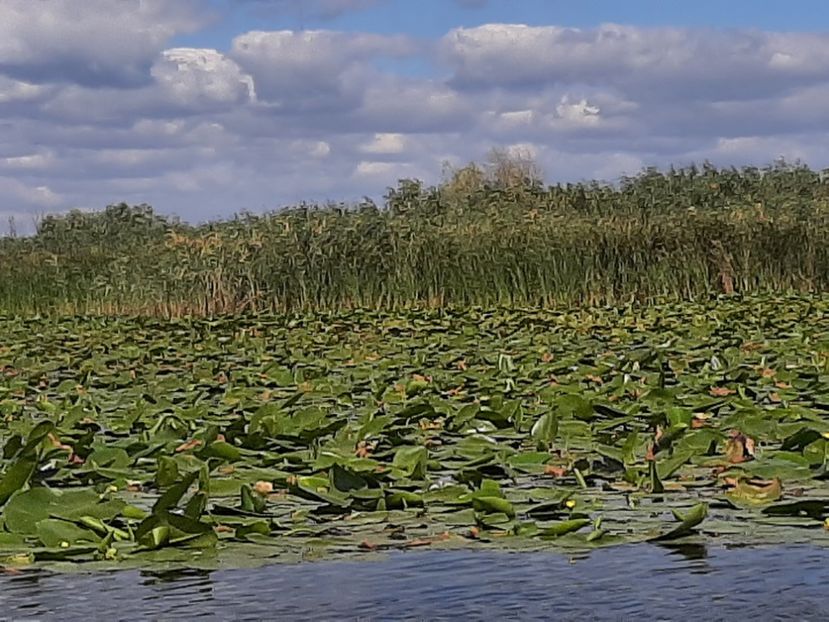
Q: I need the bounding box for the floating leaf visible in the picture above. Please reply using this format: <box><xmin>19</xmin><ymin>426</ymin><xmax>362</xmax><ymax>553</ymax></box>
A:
<box><xmin>537</xmin><ymin>519</ymin><xmax>591</xmax><ymax>539</ymax></box>
<box><xmin>531</xmin><ymin>413</ymin><xmax>558</xmax><ymax>448</ymax></box>
<box><xmin>724</xmin><ymin>431</ymin><xmax>756</xmax><ymax>464</ymax></box>
<box><xmin>392</xmin><ymin>446</ymin><xmax>428</xmax><ymax>479</ymax></box>
<box><xmin>472</xmin><ymin>496</ymin><xmax>515</xmax><ymax>518</ymax></box>
<box><xmin>651</xmin><ymin>503</ymin><xmax>708</xmax><ymax>541</ymax></box>
<box><xmin>725</xmin><ymin>478</ymin><xmax>783</xmax><ymax>508</ymax></box>
<box><xmin>0</xmin><ymin>455</ymin><xmax>37</xmax><ymax>507</ymax></box>
<box><xmin>36</xmin><ymin>519</ymin><xmax>100</xmax><ymax>548</ymax></box>
<box><xmin>155</xmin><ymin>456</ymin><xmax>180</xmax><ymax>488</ymax></box>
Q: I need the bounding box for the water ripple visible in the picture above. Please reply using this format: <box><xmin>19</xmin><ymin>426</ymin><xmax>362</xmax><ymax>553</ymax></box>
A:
<box><xmin>4</xmin><ymin>544</ymin><xmax>829</xmax><ymax>621</ymax></box>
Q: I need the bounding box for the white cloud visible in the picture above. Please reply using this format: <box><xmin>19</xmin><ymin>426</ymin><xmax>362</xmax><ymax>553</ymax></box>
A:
<box><xmin>309</xmin><ymin>141</ymin><xmax>332</xmax><ymax>158</ymax></box>
<box><xmin>0</xmin><ymin>0</ymin><xmax>204</xmax><ymax>87</ymax></box>
<box><xmin>360</xmin><ymin>133</ymin><xmax>408</xmax><ymax>154</ymax></box>
<box><xmin>496</xmin><ymin>110</ymin><xmax>534</xmax><ymax>127</ymax></box>
<box><xmin>1</xmin><ymin>152</ymin><xmax>54</xmax><ymax>170</ymax></box>
<box><xmin>0</xmin><ymin>76</ymin><xmax>50</xmax><ymax>105</ymax></box>
<box><xmin>442</xmin><ymin>23</ymin><xmax>829</xmax><ymax>101</ymax></box>
<box><xmin>504</xmin><ymin>142</ymin><xmax>539</xmax><ymax>160</ymax></box>
<box><xmin>355</xmin><ymin>161</ymin><xmax>397</xmax><ymax>176</ymax></box>
<box><xmin>355</xmin><ymin>79</ymin><xmax>471</xmax><ymax>133</ymax></box>
<box><xmin>555</xmin><ymin>96</ymin><xmax>601</xmax><ymax>124</ymax></box>
<box><xmin>32</xmin><ymin>49</ymin><xmax>255</xmax><ymax>124</ymax></box>
<box><xmin>230</xmin><ymin>30</ymin><xmax>418</xmax><ymax>109</ymax></box>
<box><xmin>153</xmin><ymin>49</ymin><xmax>256</xmax><ymax>106</ymax></box>
<box><xmin>352</xmin><ymin>159</ymin><xmax>428</xmax><ymax>185</ymax></box>
<box><xmin>4</xmin><ymin>16</ymin><xmax>829</xmax><ymax>226</ymax></box>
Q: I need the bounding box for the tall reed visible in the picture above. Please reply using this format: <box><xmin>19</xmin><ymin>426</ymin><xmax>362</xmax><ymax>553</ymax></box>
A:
<box><xmin>2</xmin><ymin>162</ymin><xmax>828</xmax><ymax>316</ymax></box>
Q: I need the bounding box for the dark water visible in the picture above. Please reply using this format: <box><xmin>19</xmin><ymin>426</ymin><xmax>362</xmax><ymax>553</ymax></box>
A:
<box><xmin>3</xmin><ymin>544</ymin><xmax>829</xmax><ymax>621</ymax></box>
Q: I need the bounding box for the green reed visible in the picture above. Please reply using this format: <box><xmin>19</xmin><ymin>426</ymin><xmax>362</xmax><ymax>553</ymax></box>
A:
<box><xmin>2</xmin><ymin>162</ymin><xmax>829</xmax><ymax>316</ymax></box>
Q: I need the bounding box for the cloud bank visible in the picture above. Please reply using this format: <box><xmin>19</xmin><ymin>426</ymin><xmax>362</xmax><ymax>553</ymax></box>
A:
<box><xmin>2</xmin><ymin>1</ymin><xmax>829</xmax><ymax>230</ymax></box>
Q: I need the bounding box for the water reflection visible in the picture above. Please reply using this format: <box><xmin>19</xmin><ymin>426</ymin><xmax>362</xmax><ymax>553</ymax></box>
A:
<box><xmin>140</xmin><ymin>567</ymin><xmax>211</xmax><ymax>585</ymax></box>
<box><xmin>659</xmin><ymin>541</ymin><xmax>709</xmax><ymax>561</ymax></box>
<box><xmin>4</xmin><ymin>544</ymin><xmax>829</xmax><ymax>620</ymax></box>
<box><xmin>139</xmin><ymin>568</ymin><xmax>216</xmax><ymax>618</ymax></box>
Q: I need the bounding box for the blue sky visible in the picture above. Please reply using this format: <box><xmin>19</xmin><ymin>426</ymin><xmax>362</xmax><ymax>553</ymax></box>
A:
<box><xmin>2</xmin><ymin>0</ymin><xmax>829</xmax><ymax>230</ymax></box>
<box><xmin>181</xmin><ymin>0</ymin><xmax>829</xmax><ymax>48</ymax></box>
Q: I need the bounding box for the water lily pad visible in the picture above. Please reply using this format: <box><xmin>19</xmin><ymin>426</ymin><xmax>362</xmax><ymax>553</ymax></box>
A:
<box><xmin>650</xmin><ymin>503</ymin><xmax>709</xmax><ymax>541</ymax></box>
<box><xmin>725</xmin><ymin>478</ymin><xmax>783</xmax><ymax>508</ymax></box>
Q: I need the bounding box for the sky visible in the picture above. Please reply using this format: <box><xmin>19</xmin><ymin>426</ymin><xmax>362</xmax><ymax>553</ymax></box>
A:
<box><xmin>3</xmin><ymin>0</ymin><xmax>829</xmax><ymax>231</ymax></box>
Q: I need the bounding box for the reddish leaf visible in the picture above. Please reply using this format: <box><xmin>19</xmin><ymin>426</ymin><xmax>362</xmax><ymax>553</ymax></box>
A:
<box><xmin>253</xmin><ymin>481</ymin><xmax>274</xmax><ymax>495</ymax></box>
<box><xmin>544</xmin><ymin>465</ymin><xmax>568</xmax><ymax>478</ymax></box>
<box><xmin>725</xmin><ymin>431</ymin><xmax>756</xmax><ymax>464</ymax></box>
<box><xmin>175</xmin><ymin>438</ymin><xmax>203</xmax><ymax>453</ymax></box>
<box><xmin>710</xmin><ymin>386</ymin><xmax>736</xmax><ymax>397</ymax></box>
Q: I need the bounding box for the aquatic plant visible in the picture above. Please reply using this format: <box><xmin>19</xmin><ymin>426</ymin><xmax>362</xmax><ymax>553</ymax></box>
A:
<box><xmin>1</xmin><ymin>162</ymin><xmax>828</xmax><ymax>315</ymax></box>
<box><xmin>2</xmin><ymin>296</ymin><xmax>829</xmax><ymax>570</ymax></box>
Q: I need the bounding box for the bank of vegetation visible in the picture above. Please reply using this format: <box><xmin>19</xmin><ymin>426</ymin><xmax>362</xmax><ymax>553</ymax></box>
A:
<box><xmin>1</xmin><ymin>156</ymin><xmax>828</xmax><ymax>316</ymax></box>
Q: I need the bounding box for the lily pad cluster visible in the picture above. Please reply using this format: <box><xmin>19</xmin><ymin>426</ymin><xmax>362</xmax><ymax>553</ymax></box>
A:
<box><xmin>2</xmin><ymin>295</ymin><xmax>829</xmax><ymax>571</ymax></box>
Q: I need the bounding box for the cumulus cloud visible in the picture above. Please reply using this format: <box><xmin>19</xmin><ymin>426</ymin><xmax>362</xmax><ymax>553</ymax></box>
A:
<box><xmin>0</xmin><ymin>0</ymin><xmax>204</xmax><ymax>87</ymax></box>
<box><xmin>360</xmin><ymin>133</ymin><xmax>408</xmax><ymax>155</ymax></box>
<box><xmin>442</xmin><ymin>23</ymin><xmax>829</xmax><ymax>101</ymax></box>
<box><xmin>4</xmin><ymin>8</ymin><xmax>829</xmax><ymax>231</ymax></box>
<box><xmin>353</xmin><ymin>79</ymin><xmax>472</xmax><ymax>133</ymax></box>
<box><xmin>555</xmin><ymin>96</ymin><xmax>601</xmax><ymax>124</ymax></box>
<box><xmin>153</xmin><ymin>48</ymin><xmax>256</xmax><ymax>106</ymax></box>
<box><xmin>355</xmin><ymin>161</ymin><xmax>397</xmax><ymax>176</ymax></box>
<box><xmin>29</xmin><ymin>48</ymin><xmax>255</xmax><ymax>125</ymax></box>
<box><xmin>230</xmin><ymin>30</ymin><xmax>418</xmax><ymax>111</ymax></box>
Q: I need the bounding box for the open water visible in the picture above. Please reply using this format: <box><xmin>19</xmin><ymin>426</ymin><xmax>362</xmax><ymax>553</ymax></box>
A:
<box><xmin>3</xmin><ymin>544</ymin><xmax>829</xmax><ymax>620</ymax></box>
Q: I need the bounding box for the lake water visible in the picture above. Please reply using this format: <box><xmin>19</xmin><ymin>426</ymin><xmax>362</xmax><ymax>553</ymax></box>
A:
<box><xmin>3</xmin><ymin>544</ymin><xmax>829</xmax><ymax>620</ymax></box>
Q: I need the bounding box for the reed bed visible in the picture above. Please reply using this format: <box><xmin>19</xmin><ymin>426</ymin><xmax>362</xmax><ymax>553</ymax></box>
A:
<box><xmin>2</xmin><ymin>162</ymin><xmax>829</xmax><ymax>316</ymax></box>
